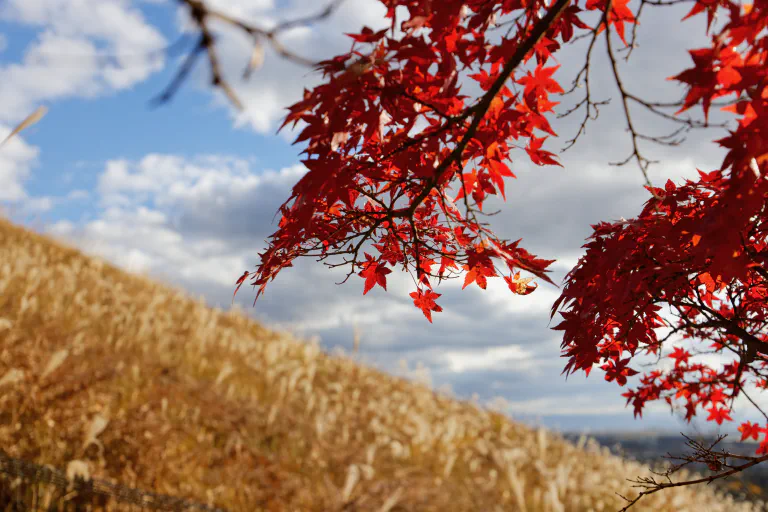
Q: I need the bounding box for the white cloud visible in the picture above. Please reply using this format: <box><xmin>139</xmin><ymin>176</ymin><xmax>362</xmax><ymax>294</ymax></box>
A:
<box><xmin>60</xmin><ymin>203</ymin><xmax>232</xmax><ymax>284</ymax></box>
<box><xmin>443</xmin><ymin>345</ymin><xmax>532</xmax><ymax>373</ymax></box>
<box><xmin>46</xmin><ymin>219</ymin><xmax>75</xmax><ymax>238</ymax></box>
<box><xmin>508</xmin><ymin>396</ymin><xmax>629</xmax><ymax>416</ymax></box>
<box><xmin>0</xmin><ymin>0</ymin><xmax>165</xmax><ymax>123</ymax></box>
<box><xmin>0</xmin><ymin>126</ymin><xmax>54</xmax><ymax>221</ymax></box>
<box><xmin>1</xmin><ymin>0</ymin><xmax>163</xmax><ymax>45</ymax></box>
<box><xmin>0</xmin><ymin>34</ymin><xmax>101</xmax><ymax>122</ymax></box>
<box><xmin>276</xmin><ymin>298</ymin><xmax>416</xmax><ymax>334</ymax></box>
<box><xmin>54</xmin><ymin>155</ymin><xmax>308</xmax><ymax>294</ymax></box>
<box><xmin>23</xmin><ymin>196</ymin><xmax>54</xmax><ymax>213</ymax></box>
<box><xmin>66</xmin><ymin>189</ymin><xmax>89</xmax><ymax>200</ymax></box>
<box><xmin>196</xmin><ymin>0</ymin><xmax>275</xmax><ymax>21</ymax></box>
<box><xmin>0</xmin><ymin>126</ymin><xmax>39</xmax><ymax>202</ymax></box>
<box><xmin>97</xmin><ymin>153</ymin><xmax>306</xmax><ymax>211</ymax></box>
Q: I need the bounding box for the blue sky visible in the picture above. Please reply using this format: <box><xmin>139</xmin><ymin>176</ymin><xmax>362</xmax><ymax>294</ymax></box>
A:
<box><xmin>0</xmin><ymin>0</ymin><xmax>760</xmax><ymax>437</ymax></box>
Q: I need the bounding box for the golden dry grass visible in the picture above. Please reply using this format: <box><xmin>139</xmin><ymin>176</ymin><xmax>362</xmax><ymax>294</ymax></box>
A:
<box><xmin>0</xmin><ymin>214</ymin><xmax>764</xmax><ymax>511</ymax></box>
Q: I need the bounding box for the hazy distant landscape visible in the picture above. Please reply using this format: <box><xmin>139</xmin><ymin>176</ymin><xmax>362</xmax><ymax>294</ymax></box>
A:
<box><xmin>562</xmin><ymin>431</ymin><xmax>768</xmax><ymax>505</ymax></box>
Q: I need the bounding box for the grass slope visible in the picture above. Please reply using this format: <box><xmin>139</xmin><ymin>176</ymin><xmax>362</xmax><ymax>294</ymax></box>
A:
<box><xmin>0</xmin><ymin>215</ymin><xmax>763</xmax><ymax>511</ymax></box>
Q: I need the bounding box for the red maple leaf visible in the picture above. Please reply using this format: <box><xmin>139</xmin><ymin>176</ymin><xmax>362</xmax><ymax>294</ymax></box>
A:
<box><xmin>462</xmin><ymin>246</ymin><xmax>498</xmax><ymax>289</ymax></box>
<box><xmin>526</xmin><ymin>136</ymin><xmax>561</xmax><ymax>166</ymax></box>
<box><xmin>516</xmin><ymin>64</ymin><xmax>564</xmax><ymax>111</ymax></box>
<box><xmin>739</xmin><ymin>421</ymin><xmax>762</xmax><ymax>442</ymax></box>
<box><xmin>706</xmin><ymin>406</ymin><xmax>733</xmax><ymax>425</ymax></box>
<box><xmin>232</xmin><ymin>270</ymin><xmax>250</xmax><ymax>304</ymax></box>
<box><xmin>409</xmin><ymin>288</ymin><xmax>443</xmax><ymax>323</ymax></box>
<box><xmin>358</xmin><ymin>252</ymin><xmax>392</xmax><ymax>295</ymax></box>
<box><xmin>669</xmin><ymin>347</ymin><xmax>691</xmax><ymax>368</ymax></box>
<box><xmin>669</xmin><ymin>47</ymin><xmax>741</xmax><ymax>121</ymax></box>
<box><xmin>504</xmin><ymin>272</ymin><xmax>536</xmax><ymax>295</ymax></box>
<box><xmin>684</xmin><ymin>401</ymin><xmax>697</xmax><ymax>422</ymax></box>
<box><xmin>606</xmin><ymin>0</ymin><xmax>636</xmax><ymax>45</ymax></box>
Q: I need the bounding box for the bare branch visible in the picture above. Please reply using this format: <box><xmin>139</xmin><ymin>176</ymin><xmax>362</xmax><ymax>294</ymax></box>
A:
<box><xmin>155</xmin><ymin>0</ymin><xmax>347</xmax><ymax>108</ymax></box>
<box><xmin>618</xmin><ymin>433</ymin><xmax>768</xmax><ymax>511</ymax></box>
<box><xmin>558</xmin><ymin>10</ymin><xmax>610</xmax><ymax>151</ymax></box>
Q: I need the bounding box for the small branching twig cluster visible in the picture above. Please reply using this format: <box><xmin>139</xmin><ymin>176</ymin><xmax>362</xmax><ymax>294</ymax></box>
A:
<box><xmin>153</xmin><ymin>0</ymin><xmax>347</xmax><ymax>108</ymax></box>
<box><xmin>618</xmin><ymin>433</ymin><xmax>768</xmax><ymax>511</ymax></box>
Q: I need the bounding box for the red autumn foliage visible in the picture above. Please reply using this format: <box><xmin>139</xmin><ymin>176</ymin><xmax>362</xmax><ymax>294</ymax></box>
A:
<box><xmin>223</xmin><ymin>0</ymin><xmax>768</xmax><ymax>474</ymax></box>
<box><xmin>550</xmin><ymin>2</ymin><xmax>768</xmax><ymax>469</ymax></box>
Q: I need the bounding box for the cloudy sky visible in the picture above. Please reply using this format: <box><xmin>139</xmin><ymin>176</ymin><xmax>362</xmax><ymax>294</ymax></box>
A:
<box><xmin>0</xmin><ymin>0</ymin><xmax>759</xmax><ymax>436</ymax></box>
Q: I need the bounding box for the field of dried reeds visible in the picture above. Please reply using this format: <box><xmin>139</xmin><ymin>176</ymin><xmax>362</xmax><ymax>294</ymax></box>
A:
<box><xmin>0</xmin><ymin>214</ymin><xmax>764</xmax><ymax>511</ymax></box>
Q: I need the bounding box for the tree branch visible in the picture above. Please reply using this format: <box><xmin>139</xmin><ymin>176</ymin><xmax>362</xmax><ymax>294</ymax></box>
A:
<box><xmin>393</xmin><ymin>0</ymin><xmax>574</xmax><ymax>220</ymax></box>
<box><xmin>154</xmin><ymin>0</ymin><xmax>346</xmax><ymax>108</ymax></box>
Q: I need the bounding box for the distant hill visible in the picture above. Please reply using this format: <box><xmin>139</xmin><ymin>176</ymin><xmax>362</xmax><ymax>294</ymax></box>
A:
<box><xmin>0</xmin><ymin>214</ymin><xmax>764</xmax><ymax>511</ymax></box>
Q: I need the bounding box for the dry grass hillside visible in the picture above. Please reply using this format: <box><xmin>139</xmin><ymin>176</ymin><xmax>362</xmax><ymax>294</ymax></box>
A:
<box><xmin>0</xmin><ymin>214</ymin><xmax>764</xmax><ymax>511</ymax></box>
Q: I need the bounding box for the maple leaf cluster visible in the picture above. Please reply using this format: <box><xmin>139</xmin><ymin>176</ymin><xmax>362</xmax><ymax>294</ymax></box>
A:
<box><xmin>226</xmin><ymin>0</ymin><xmax>768</xmax><ymax>458</ymax></box>
<box><xmin>235</xmin><ymin>0</ymin><xmax>629</xmax><ymax>321</ymax></box>
<box><xmin>553</xmin><ymin>0</ymin><xmax>768</xmax><ymax>454</ymax></box>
